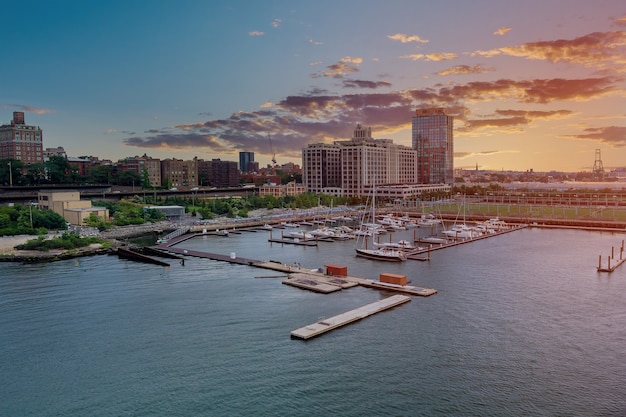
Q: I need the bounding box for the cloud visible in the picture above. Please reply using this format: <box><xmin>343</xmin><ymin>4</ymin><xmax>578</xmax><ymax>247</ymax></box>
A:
<box><xmin>472</xmin><ymin>30</ymin><xmax>626</xmax><ymax>68</ymax></box>
<box><xmin>249</xmin><ymin>31</ymin><xmax>264</xmax><ymax>36</ymax></box>
<box><xmin>1</xmin><ymin>104</ymin><xmax>53</xmax><ymax>114</ymax></box>
<box><xmin>272</xmin><ymin>19</ymin><xmax>281</xmax><ymax>28</ymax></box>
<box><xmin>399</xmin><ymin>54</ymin><xmax>424</xmax><ymax>61</ymax></box>
<box><xmin>494</xmin><ymin>27</ymin><xmax>512</xmax><ymax>36</ymax></box>
<box><xmin>315</xmin><ymin>56</ymin><xmax>363</xmax><ymax>78</ymax></box>
<box><xmin>437</xmin><ymin>76</ymin><xmax>618</xmax><ymax>104</ymax></box>
<box><xmin>400</xmin><ymin>53</ymin><xmax>458</xmax><ymax>61</ymax></box>
<box><xmin>307</xmin><ymin>38</ymin><xmax>323</xmax><ymax>45</ymax></box>
<box><xmin>342</xmin><ymin>79</ymin><xmax>392</xmax><ymax>89</ymax></box>
<box><xmin>615</xmin><ymin>15</ymin><xmax>626</xmax><ymax>27</ymax></box>
<box><xmin>562</xmin><ymin>126</ymin><xmax>626</xmax><ymax>147</ymax></box>
<box><xmin>458</xmin><ymin>109</ymin><xmax>575</xmax><ymax>135</ymax></box>
<box><xmin>425</xmin><ymin>53</ymin><xmax>458</xmax><ymax>61</ymax></box>
<box><xmin>123</xmin><ymin>76</ymin><xmax>621</xmax><ymax>156</ymax></box>
<box><xmin>387</xmin><ymin>33</ymin><xmax>429</xmax><ymax>44</ymax></box>
<box><xmin>437</xmin><ymin>64</ymin><xmax>493</xmax><ymax>76</ymax></box>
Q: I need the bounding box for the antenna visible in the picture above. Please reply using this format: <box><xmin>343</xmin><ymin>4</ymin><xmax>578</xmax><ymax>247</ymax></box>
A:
<box><xmin>593</xmin><ymin>149</ymin><xmax>604</xmax><ymax>180</ymax></box>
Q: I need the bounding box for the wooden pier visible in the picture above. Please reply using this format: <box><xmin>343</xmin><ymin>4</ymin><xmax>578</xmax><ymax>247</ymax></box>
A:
<box><xmin>290</xmin><ymin>295</ymin><xmax>411</xmax><ymax>340</ymax></box>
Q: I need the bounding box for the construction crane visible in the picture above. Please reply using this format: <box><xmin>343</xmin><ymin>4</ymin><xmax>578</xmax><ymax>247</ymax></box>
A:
<box><xmin>268</xmin><ymin>134</ymin><xmax>277</xmax><ymax>166</ymax></box>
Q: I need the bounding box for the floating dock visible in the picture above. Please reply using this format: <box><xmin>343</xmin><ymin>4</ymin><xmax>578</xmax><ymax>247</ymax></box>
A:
<box><xmin>360</xmin><ymin>280</ymin><xmax>438</xmax><ymax>296</ymax></box>
<box><xmin>290</xmin><ymin>295</ymin><xmax>411</xmax><ymax>340</ymax></box>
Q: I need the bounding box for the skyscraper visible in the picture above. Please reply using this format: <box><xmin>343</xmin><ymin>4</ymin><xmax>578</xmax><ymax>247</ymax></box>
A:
<box><xmin>412</xmin><ymin>108</ymin><xmax>454</xmax><ymax>184</ymax></box>
<box><xmin>239</xmin><ymin>151</ymin><xmax>255</xmax><ymax>173</ymax></box>
<box><xmin>0</xmin><ymin>112</ymin><xmax>44</xmax><ymax>164</ymax></box>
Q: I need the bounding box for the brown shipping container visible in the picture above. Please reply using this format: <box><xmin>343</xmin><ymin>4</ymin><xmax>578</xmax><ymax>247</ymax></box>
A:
<box><xmin>326</xmin><ymin>264</ymin><xmax>348</xmax><ymax>276</ymax></box>
<box><xmin>379</xmin><ymin>272</ymin><xmax>407</xmax><ymax>286</ymax></box>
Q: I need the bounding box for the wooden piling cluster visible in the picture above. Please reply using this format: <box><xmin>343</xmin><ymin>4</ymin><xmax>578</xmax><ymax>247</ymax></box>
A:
<box><xmin>597</xmin><ymin>240</ymin><xmax>626</xmax><ymax>272</ymax></box>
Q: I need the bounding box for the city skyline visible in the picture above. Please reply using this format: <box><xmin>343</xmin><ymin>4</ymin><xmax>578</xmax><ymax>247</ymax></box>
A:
<box><xmin>2</xmin><ymin>0</ymin><xmax>625</xmax><ymax>172</ymax></box>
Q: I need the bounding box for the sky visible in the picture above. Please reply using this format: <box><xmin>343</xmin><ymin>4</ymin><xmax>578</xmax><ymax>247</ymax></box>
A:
<box><xmin>2</xmin><ymin>0</ymin><xmax>626</xmax><ymax>173</ymax></box>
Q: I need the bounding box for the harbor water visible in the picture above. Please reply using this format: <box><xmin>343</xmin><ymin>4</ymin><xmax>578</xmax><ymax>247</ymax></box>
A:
<box><xmin>1</xmin><ymin>227</ymin><xmax>626</xmax><ymax>416</ymax></box>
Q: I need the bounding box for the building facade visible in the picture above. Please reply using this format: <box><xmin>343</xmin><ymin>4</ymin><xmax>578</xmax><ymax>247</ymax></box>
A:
<box><xmin>258</xmin><ymin>181</ymin><xmax>307</xmax><ymax>197</ymax></box>
<box><xmin>0</xmin><ymin>112</ymin><xmax>44</xmax><ymax>164</ymax></box>
<box><xmin>197</xmin><ymin>159</ymin><xmax>240</xmax><ymax>188</ymax></box>
<box><xmin>239</xmin><ymin>151</ymin><xmax>255</xmax><ymax>173</ymax></box>
<box><xmin>412</xmin><ymin>108</ymin><xmax>454</xmax><ymax>184</ymax></box>
<box><xmin>161</xmin><ymin>158</ymin><xmax>198</xmax><ymax>188</ymax></box>
<box><xmin>37</xmin><ymin>190</ymin><xmax>109</xmax><ymax>225</ymax></box>
<box><xmin>302</xmin><ymin>124</ymin><xmax>418</xmax><ymax>196</ymax></box>
<box><xmin>118</xmin><ymin>154</ymin><xmax>162</xmax><ymax>187</ymax></box>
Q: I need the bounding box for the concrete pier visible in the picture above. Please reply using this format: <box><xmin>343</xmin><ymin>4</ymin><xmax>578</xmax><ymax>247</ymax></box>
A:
<box><xmin>290</xmin><ymin>295</ymin><xmax>411</xmax><ymax>340</ymax></box>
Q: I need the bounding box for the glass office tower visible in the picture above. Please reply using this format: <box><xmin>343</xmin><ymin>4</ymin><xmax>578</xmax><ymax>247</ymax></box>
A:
<box><xmin>412</xmin><ymin>108</ymin><xmax>454</xmax><ymax>184</ymax></box>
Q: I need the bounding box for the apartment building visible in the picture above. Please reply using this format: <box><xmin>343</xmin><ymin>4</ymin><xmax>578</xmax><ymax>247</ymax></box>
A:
<box><xmin>0</xmin><ymin>112</ymin><xmax>44</xmax><ymax>164</ymax></box>
<box><xmin>302</xmin><ymin>124</ymin><xmax>418</xmax><ymax>196</ymax></box>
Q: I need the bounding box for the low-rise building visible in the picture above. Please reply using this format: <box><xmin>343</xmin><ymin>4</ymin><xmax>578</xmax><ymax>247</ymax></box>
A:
<box><xmin>259</xmin><ymin>181</ymin><xmax>306</xmax><ymax>197</ymax></box>
<box><xmin>37</xmin><ymin>190</ymin><xmax>109</xmax><ymax>225</ymax></box>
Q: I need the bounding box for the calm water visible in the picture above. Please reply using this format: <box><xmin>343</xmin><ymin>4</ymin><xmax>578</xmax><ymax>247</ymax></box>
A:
<box><xmin>1</xmin><ymin>227</ymin><xmax>626</xmax><ymax>416</ymax></box>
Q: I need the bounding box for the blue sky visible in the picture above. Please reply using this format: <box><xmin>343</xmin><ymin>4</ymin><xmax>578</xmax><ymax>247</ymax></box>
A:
<box><xmin>2</xmin><ymin>0</ymin><xmax>626</xmax><ymax>172</ymax></box>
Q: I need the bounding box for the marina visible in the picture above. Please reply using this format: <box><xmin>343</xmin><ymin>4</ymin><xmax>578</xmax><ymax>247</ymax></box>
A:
<box><xmin>290</xmin><ymin>295</ymin><xmax>411</xmax><ymax>340</ymax></box>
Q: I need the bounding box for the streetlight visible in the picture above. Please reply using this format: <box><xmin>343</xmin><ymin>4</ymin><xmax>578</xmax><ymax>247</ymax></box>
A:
<box><xmin>7</xmin><ymin>161</ymin><xmax>12</xmax><ymax>187</ymax></box>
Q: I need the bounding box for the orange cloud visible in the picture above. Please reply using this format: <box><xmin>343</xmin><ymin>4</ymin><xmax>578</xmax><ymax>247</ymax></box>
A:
<box><xmin>387</xmin><ymin>33</ymin><xmax>429</xmax><ymax>43</ymax></box>
<box><xmin>562</xmin><ymin>126</ymin><xmax>626</xmax><ymax>147</ymax></box>
<box><xmin>437</xmin><ymin>65</ymin><xmax>493</xmax><ymax>76</ymax></box>
<box><xmin>316</xmin><ymin>56</ymin><xmax>363</xmax><ymax>78</ymax></box>
<box><xmin>249</xmin><ymin>31</ymin><xmax>264</xmax><ymax>36</ymax></box>
<box><xmin>494</xmin><ymin>27</ymin><xmax>512</xmax><ymax>36</ymax></box>
<box><xmin>472</xmin><ymin>30</ymin><xmax>626</xmax><ymax>68</ymax></box>
<box><xmin>400</xmin><ymin>53</ymin><xmax>457</xmax><ymax>61</ymax></box>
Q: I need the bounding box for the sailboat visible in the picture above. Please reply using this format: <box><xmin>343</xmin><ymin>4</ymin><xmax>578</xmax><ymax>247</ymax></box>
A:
<box><xmin>355</xmin><ymin>187</ymin><xmax>406</xmax><ymax>262</ymax></box>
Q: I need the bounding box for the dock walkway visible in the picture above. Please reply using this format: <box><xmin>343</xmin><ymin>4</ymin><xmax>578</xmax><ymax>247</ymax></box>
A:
<box><xmin>156</xmin><ymin>233</ymin><xmax>437</xmax><ymax>296</ymax></box>
<box><xmin>290</xmin><ymin>295</ymin><xmax>411</xmax><ymax>340</ymax></box>
<box><xmin>406</xmin><ymin>224</ymin><xmax>526</xmax><ymax>260</ymax></box>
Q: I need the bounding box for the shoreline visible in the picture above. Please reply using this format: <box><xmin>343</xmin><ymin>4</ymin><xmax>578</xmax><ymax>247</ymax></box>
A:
<box><xmin>2</xmin><ymin>212</ymin><xmax>625</xmax><ymax>263</ymax></box>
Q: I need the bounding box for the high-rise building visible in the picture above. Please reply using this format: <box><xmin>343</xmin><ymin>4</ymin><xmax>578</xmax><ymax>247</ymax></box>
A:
<box><xmin>239</xmin><ymin>151</ymin><xmax>255</xmax><ymax>173</ymax></box>
<box><xmin>412</xmin><ymin>108</ymin><xmax>454</xmax><ymax>184</ymax></box>
<box><xmin>303</xmin><ymin>124</ymin><xmax>418</xmax><ymax>196</ymax></box>
<box><xmin>0</xmin><ymin>112</ymin><xmax>44</xmax><ymax>164</ymax></box>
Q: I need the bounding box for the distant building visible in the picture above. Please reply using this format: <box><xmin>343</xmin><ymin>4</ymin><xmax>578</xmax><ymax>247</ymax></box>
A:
<box><xmin>259</xmin><ymin>181</ymin><xmax>306</xmax><ymax>197</ymax></box>
<box><xmin>197</xmin><ymin>159</ymin><xmax>239</xmax><ymax>188</ymax></box>
<box><xmin>239</xmin><ymin>151</ymin><xmax>255</xmax><ymax>173</ymax></box>
<box><xmin>44</xmin><ymin>146</ymin><xmax>67</xmax><ymax>159</ymax></box>
<box><xmin>37</xmin><ymin>190</ymin><xmax>109</xmax><ymax>226</ymax></box>
<box><xmin>143</xmin><ymin>205</ymin><xmax>185</xmax><ymax>220</ymax></box>
<box><xmin>67</xmin><ymin>157</ymin><xmax>92</xmax><ymax>177</ymax></box>
<box><xmin>0</xmin><ymin>111</ymin><xmax>44</xmax><ymax>164</ymax></box>
<box><xmin>161</xmin><ymin>158</ymin><xmax>198</xmax><ymax>188</ymax></box>
<box><xmin>118</xmin><ymin>154</ymin><xmax>162</xmax><ymax>187</ymax></box>
<box><xmin>412</xmin><ymin>108</ymin><xmax>454</xmax><ymax>184</ymax></box>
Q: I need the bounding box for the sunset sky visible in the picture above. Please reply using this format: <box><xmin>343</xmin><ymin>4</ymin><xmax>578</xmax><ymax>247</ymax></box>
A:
<box><xmin>2</xmin><ymin>0</ymin><xmax>625</xmax><ymax>172</ymax></box>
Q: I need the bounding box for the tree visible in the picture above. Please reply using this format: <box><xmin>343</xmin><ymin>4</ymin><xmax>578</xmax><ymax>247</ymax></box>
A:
<box><xmin>116</xmin><ymin>170</ymin><xmax>141</xmax><ymax>187</ymax></box>
<box><xmin>89</xmin><ymin>165</ymin><xmax>113</xmax><ymax>184</ymax></box>
<box><xmin>46</xmin><ymin>155</ymin><xmax>71</xmax><ymax>184</ymax></box>
<box><xmin>0</xmin><ymin>158</ymin><xmax>25</xmax><ymax>186</ymax></box>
